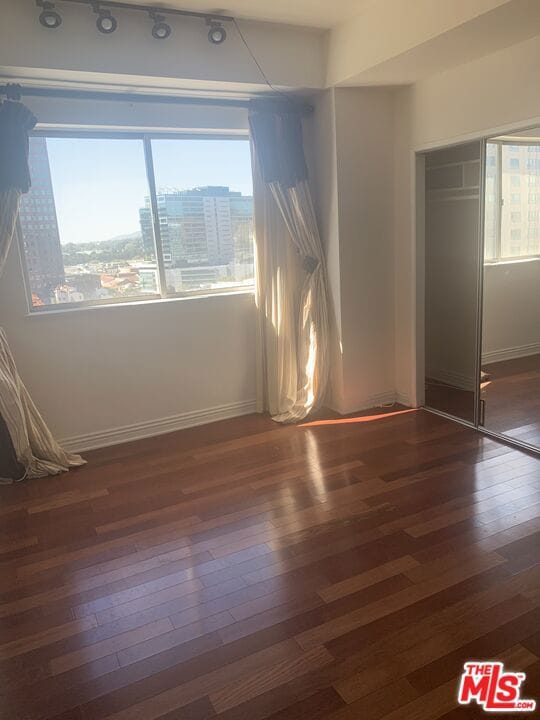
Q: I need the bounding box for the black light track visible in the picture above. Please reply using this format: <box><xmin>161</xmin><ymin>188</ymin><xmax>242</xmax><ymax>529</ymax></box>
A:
<box><xmin>47</xmin><ymin>0</ymin><xmax>234</xmax><ymax>23</ymax></box>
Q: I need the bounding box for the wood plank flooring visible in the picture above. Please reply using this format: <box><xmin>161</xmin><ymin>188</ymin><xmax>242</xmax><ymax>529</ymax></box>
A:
<box><xmin>0</xmin><ymin>408</ymin><xmax>539</xmax><ymax>720</ymax></box>
<box><xmin>482</xmin><ymin>353</ymin><xmax>540</xmax><ymax>447</ymax></box>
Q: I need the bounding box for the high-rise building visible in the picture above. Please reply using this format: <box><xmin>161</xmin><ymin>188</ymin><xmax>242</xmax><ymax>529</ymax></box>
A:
<box><xmin>139</xmin><ymin>203</ymin><xmax>159</xmax><ymax>262</ymax></box>
<box><xmin>485</xmin><ymin>142</ymin><xmax>540</xmax><ymax>258</ymax></box>
<box><xmin>19</xmin><ymin>137</ymin><xmax>65</xmax><ymax>303</ymax></box>
<box><xmin>139</xmin><ymin>186</ymin><xmax>253</xmax><ymax>268</ymax></box>
<box><xmin>230</xmin><ymin>195</ymin><xmax>255</xmax><ymax>266</ymax></box>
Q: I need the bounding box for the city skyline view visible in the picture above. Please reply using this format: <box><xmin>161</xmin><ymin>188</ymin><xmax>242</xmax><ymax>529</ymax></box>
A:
<box><xmin>45</xmin><ymin>136</ymin><xmax>253</xmax><ymax>246</ymax></box>
<box><xmin>19</xmin><ymin>136</ymin><xmax>255</xmax><ymax>307</ymax></box>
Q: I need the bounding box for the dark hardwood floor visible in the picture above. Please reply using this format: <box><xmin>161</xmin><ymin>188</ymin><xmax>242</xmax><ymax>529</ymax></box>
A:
<box><xmin>1</xmin><ymin>408</ymin><xmax>539</xmax><ymax>720</ymax></box>
<box><xmin>482</xmin><ymin>353</ymin><xmax>540</xmax><ymax>447</ymax></box>
<box><xmin>424</xmin><ymin>379</ymin><xmax>475</xmax><ymax>424</ymax></box>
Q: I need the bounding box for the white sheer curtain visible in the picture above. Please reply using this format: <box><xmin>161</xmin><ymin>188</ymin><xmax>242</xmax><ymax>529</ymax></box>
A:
<box><xmin>250</xmin><ymin>106</ymin><xmax>330</xmax><ymax>423</ymax></box>
<box><xmin>0</xmin><ymin>188</ymin><xmax>20</xmax><ymax>272</ymax></box>
<box><xmin>252</xmin><ymin>154</ymin><xmax>303</xmax><ymax>418</ymax></box>
<box><xmin>0</xmin><ymin>100</ymin><xmax>85</xmax><ymax>483</ymax></box>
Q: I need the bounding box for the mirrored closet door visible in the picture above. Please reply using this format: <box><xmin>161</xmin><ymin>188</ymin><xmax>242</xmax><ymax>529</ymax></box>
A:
<box><xmin>421</xmin><ymin>131</ymin><xmax>540</xmax><ymax>454</ymax></box>
<box><xmin>480</xmin><ymin>129</ymin><xmax>540</xmax><ymax>450</ymax></box>
<box><xmin>423</xmin><ymin>141</ymin><xmax>483</xmax><ymax>426</ymax></box>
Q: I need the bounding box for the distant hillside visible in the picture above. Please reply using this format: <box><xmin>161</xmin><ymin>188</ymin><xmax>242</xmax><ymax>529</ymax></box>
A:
<box><xmin>62</xmin><ymin>231</ymin><xmax>145</xmax><ymax>266</ymax></box>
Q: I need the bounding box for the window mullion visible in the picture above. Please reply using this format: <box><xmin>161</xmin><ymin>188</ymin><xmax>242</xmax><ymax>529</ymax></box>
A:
<box><xmin>495</xmin><ymin>143</ymin><xmax>503</xmax><ymax>261</ymax></box>
<box><xmin>143</xmin><ymin>135</ymin><xmax>169</xmax><ymax>299</ymax></box>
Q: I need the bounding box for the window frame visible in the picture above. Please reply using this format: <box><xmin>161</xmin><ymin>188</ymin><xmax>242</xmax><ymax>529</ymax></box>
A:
<box><xmin>485</xmin><ymin>139</ymin><xmax>540</xmax><ymax>264</ymax></box>
<box><xmin>19</xmin><ymin>128</ymin><xmax>255</xmax><ymax>314</ymax></box>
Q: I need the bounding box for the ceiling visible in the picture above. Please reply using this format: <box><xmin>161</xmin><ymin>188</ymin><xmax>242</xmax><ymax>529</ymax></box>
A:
<box><xmin>117</xmin><ymin>0</ymin><xmax>370</xmax><ymax>28</ymax></box>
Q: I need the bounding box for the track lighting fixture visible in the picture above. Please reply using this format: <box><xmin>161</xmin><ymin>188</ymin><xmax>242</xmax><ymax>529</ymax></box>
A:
<box><xmin>150</xmin><ymin>12</ymin><xmax>171</xmax><ymax>40</ymax></box>
<box><xmin>35</xmin><ymin>1</ymin><xmax>233</xmax><ymax>45</ymax></box>
<box><xmin>94</xmin><ymin>5</ymin><xmax>118</xmax><ymax>34</ymax></box>
<box><xmin>207</xmin><ymin>20</ymin><xmax>226</xmax><ymax>44</ymax></box>
<box><xmin>37</xmin><ymin>0</ymin><xmax>62</xmax><ymax>29</ymax></box>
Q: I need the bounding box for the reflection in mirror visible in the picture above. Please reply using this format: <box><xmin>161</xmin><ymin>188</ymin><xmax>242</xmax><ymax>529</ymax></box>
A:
<box><xmin>424</xmin><ymin>142</ymin><xmax>482</xmax><ymax>424</ymax></box>
<box><xmin>425</xmin><ymin>143</ymin><xmax>481</xmax><ymax>423</ymax></box>
<box><xmin>481</xmin><ymin>130</ymin><xmax>540</xmax><ymax>449</ymax></box>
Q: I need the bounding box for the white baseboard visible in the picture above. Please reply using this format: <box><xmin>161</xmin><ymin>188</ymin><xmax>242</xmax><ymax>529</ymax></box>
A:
<box><xmin>366</xmin><ymin>390</ymin><xmax>401</xmax><ymax>409</ymax></box>
<box><xmin>336</xmin><ymin>390</ymin><xmax>408</xmax><ymax>416</ymax></box>
<box><xmin>395</xmin><ymin>390</ymin><xmax>414</xmax><ymax>407</ymax></box>
<box><xmin>60</xmin><ymin>399</ymin><xmax>257</xmax><ymax>453</ymax></box>
<box><xmin>60</xmin><ymin>387</ymin><xmax>417</xmax><ymax>455</ymax></box>
<box><xmin>482</xmin><ymin>342</ymin><xmax>540</xmax><ymax>365</ymax></box>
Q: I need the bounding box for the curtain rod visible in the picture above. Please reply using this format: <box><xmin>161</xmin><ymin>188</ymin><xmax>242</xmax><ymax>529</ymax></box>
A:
<box><xmin>0</xmin><ymin>83</ymin><xmax>313</xmax><ymax>114</ymax></box>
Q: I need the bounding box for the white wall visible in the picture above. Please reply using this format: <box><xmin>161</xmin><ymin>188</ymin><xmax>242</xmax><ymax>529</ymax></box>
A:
<box><xmin>394</xmin><ymin>34</ymin><xmax>540</xmax><ymax>406</ymax></box>
<box><xmin>306</xmin><ymin>89</ymin><xmax>344</xmax><ymax>410</ymax></box>
<box><xmin>483</xmin><ymin>260</ymin><xmax>540</xmax><ymax>362</ymax></box>
<box><xmin>0</xmin><ymin>98</ymin><xmax>257</xmax><ymax>449</ymax></box>
<box><xmin>0</xmin><ymin>0</ymin><xmax>325</xmax><ymax>92</ymax></box>
<box><xmin>308</xmin><ymin>87</ymin><xmax>396</xmax><ymax>414</ymax></box>
<box><xmin>326</xmin><ymin>0</ymin><xmax>512</xmax><ymax>85</ymax></box>
<box><xmin>335</xmin><ymin>88</ymin><xmax>396</xmax><ymax>412</ymax></box>
<box><xmin>408</xmin><ymin>35</ymin><xmax>540</xmax><ymax>148</ymax></box>
<box><xmin>0</xmin><ymin>245</ymin><xmax>256</xmax><ymax>447</ymax></box>
<box><xmin>20</xmin><ymin>96</ymin><xmax>250</xmax><ymax>134</ymax></box>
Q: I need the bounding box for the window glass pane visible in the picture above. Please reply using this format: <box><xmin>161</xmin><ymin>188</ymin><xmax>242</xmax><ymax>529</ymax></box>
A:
<box><xmin>500</xmin><ymin>143</ymin><xmax>540</xmax><ymax>258</ymax></box>
<box><xmin>150</xmin><ymin>138</ymin><xmax>254</xmax><ymax>294</ymax></box>
<box><xmin>20</xmin><ymin>137</ymin><xmax>157</xmax><ymax>308</ymax></box>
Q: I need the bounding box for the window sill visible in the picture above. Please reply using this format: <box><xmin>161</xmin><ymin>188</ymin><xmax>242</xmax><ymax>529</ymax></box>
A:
<box><xmin>484</xmin><ymin>256</ymin><xmax>540</xmax><ymax>267</ymax></box>
<box><xmin>26</xmin><ymin>287</ymin><xmax>255</xmax><ymax>317</ymax></box>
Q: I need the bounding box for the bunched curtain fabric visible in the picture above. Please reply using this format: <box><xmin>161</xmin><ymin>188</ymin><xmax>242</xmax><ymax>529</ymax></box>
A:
<box><xmin>0</xmin><ymin>99</ymin><xmax>36</xmax><ymax>275</ymax></box>
<box><xmin>249</xmin><ymin>105</ymin><xmax>330</xmax><ymax>423</ymax></box>
<box><xmin>0</xmin><ymin>99</ymin><xmax>85</xmax><ymax>483</ymax></box>
<box><xmin>0</xmin><ymin>329</ymin><xmax>86</xmax><ymax>482</ymax></box>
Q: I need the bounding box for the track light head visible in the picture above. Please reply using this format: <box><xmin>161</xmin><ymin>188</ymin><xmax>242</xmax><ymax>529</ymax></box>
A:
<box><xmin>95</xmin><ymin>7</ymin><xmax>118</xmax><ymax>34</ymax></box>
<box><xmin>37</xmin><ymin>0</ymin><xmax>62</xmax><ymax>29</ymax></box>
<box><xmin>207</xmin><ymin>20</ymin><xmax>226</xmax><ymax>44</ymax></box>
<box><xmin>150</xmin><ymin>13</ymin><xmax>171</xmax><ymax>40</ymax></box>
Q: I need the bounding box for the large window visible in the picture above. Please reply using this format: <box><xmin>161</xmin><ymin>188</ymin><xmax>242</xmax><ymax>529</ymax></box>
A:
<box><xmin>19</xmin><ymin>134</ymin><xmax>254</xmax><ymax>311</ymax></box>
<box><xmin>485</xmin><ymin>142</ymin><xmax>540</xmax><ymax>261</ymax></box>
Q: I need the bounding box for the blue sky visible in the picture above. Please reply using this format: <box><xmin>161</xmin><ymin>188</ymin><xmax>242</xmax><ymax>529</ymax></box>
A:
<box><xmin>46</xmin><ymin>137</ymin><xmax>253</xmax><ymax>245</ymax></box>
